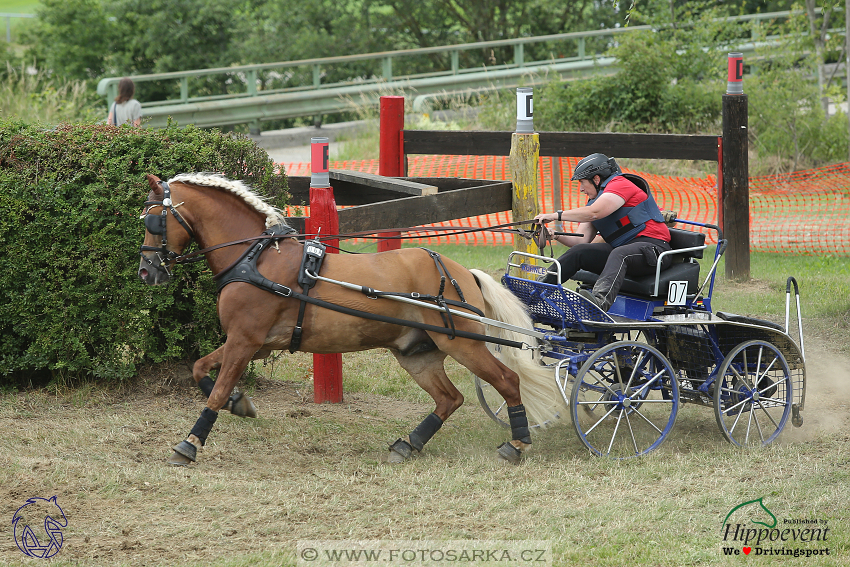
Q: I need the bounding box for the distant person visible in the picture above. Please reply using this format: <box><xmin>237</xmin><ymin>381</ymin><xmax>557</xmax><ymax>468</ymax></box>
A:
<box><xmin>107</xmin><ymin>77</ymin><xmax>142</xmax><ymax>127</ymax></box>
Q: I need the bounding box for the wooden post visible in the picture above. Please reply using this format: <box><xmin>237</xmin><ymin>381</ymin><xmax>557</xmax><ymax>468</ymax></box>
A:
<box><xmin>716</xmin><ymin>136</ymin><xmax>724</xmax><ymax>232</ymax></box>
<box><xmin>722</xmin><ymin>52</ymin><xmax>750</xmax><ymax>281</ymax></box>
<box><xmin>378</xmin><ymin>96</ymin><xmax>404</xmax><ymax>252</ymax></box>
<box><xmin>510</xmin><ymin>88</ymin><xmax>540</xmax><ymax>258</ymax></box>
<box><xmin>308</xmin><ymin>137</ymin><xmax>343</xmax><ymax>403</ymax></box>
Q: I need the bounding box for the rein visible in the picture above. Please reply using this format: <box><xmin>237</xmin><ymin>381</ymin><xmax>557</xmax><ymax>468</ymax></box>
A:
<box><xmin>139</xmin><ymin>181</ymin><xmax>582</xmax><ymax>273</ymax></box>
<box><xmin>167</xmin><ymin>220</ymin><xmax>580</xmax><ymax>267</ymax></box>
<box><xmin>138</xmin><ymin>188</ymin><xmax>556</xmax><ymax>351</ymax></box>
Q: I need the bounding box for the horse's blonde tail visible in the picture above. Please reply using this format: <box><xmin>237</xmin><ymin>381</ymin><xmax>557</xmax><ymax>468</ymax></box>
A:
<box><xmin>470</xmin><ymin>269</ymin><xmax>567</xmax><ymax>427</ymax></box>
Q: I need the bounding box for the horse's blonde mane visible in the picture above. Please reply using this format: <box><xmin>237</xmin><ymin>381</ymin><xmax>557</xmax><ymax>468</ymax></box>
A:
<box><xmin>168</xmin><ymin>173</ymin><xmax>285</xmax><ymax>229</ymax></box>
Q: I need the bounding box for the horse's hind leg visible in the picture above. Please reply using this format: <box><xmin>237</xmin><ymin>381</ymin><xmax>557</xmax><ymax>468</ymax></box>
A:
<box><xmin>443</xmin><ymin>341</ymin><xmax>532</xmax><ymax>464</ymax></box>
<box><xmin>193</xmin><ymin>345</ymin><xmax>258</xmax><ymax>419</ymax></box>
<box><xmin>386</xmin><ymin>347</ymin><xmax>464</xmax><ymax>463</ymax></box>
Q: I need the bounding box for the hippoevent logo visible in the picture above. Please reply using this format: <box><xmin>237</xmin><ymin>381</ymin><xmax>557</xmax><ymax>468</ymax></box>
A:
<box><xmin>12</xmin><ymin>496</ymin><xmax>67</xmax><ymax>559</ymax></box>
<box><xmin>721</xmin><ymin>497</ymin><xmax>831</xmax><ymax>558</ymax></box>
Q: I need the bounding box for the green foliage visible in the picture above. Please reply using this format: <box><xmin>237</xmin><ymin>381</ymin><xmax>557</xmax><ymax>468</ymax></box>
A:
<box><xmin>0</xmin><ymin>63</ymin><xmax>101</xmax><ymax>124</ymax></box>
<box><xmin>527</xmin><ymin>28</ymin><xmax>725</xmax><ymax>134</ymax></box>
<box><xmin>477</xmin><ymin>2</ymin><xmax>849</xmax><ymax>175</ymax></box>
<box><xmin>23</xmin><ymin>0</ymin><xmax>618</xmax><ymax>91</ymax></box>
<box><xmin>747</xmin><ymin>9</ymin><xmax>850</xmax><ymax>173</ymax></box>
<box><xmin>515</xmin><ymin>4</ymin><xmax>737</xmax><ymax>133</ymax></box>
<box><xmin>0</xmin><ymin>120</ymin><xmax>288</xmax><ymax>384</ymax></box>
<box><xmin>23</xmin><ymin>0</ymin><xmax>114</xmax><ymax>81</ymax></box>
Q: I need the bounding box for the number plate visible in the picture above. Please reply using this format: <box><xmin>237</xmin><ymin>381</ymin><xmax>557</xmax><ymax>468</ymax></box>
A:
<box><xmin>667</xmin><ymin>281</ymin><xmax>688</xmax><ymax>305</ymax></box>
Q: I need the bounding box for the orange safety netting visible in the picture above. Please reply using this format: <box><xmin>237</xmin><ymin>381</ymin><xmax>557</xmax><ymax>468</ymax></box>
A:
<box><xmin>280</xmin><ymin>157</ymin><xmax>850</xmax><ymax>256</ymax></box>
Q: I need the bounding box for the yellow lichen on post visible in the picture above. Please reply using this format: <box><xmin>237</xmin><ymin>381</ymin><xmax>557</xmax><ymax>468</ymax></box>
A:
<box><xmin>510</xmin><ymin>132</ymin><xmax>540</xmax><ymax>261</ymax></box>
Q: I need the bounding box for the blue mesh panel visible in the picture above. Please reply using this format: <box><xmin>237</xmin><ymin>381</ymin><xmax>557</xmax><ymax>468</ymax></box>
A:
<box><xmin>503</xmin><ymin>275</ymin><xmax>614</xmax><ymax>330</ymax></box>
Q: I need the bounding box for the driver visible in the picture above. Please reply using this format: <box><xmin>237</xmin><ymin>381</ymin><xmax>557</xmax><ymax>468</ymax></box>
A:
<box><xmin>533</xmin><ymin>153</ymin><xmax>672</xmax><ymax>311</ymax></box>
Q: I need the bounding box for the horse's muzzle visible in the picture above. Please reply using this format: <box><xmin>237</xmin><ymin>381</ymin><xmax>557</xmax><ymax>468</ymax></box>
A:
<box><xmin>138</xmin><ymin>254</ymin><xmax>171</xmax><ymax>285</ymax></box>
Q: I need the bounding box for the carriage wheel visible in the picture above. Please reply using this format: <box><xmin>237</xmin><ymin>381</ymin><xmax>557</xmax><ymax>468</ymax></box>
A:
<box><xmin>570</xmin><ymin>341</ymin><xmax>679</xmax><ymax>458</ymax></box>
<box><xmin>473</xmin><ymin>346</ymin><xmax>549</xmax><ymax>429</ymax></box>
<box><xmin>713</xmin><ymin>340</ymin><xmax>792</xmax><ymax>447</ymax></box>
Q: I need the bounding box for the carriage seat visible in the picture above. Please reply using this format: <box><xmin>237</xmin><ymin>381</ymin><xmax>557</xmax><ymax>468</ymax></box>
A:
<box><xmin>572</xmin><ymin>227</ymin><xmax>707</xmax><ymax>298</ymax></box>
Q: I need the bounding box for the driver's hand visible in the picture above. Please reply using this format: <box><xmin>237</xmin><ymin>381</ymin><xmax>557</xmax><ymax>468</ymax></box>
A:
<box><xmin>533</xmin><ymin>212</ymin><xmax>557</xmax><ymax>224</ymax></box>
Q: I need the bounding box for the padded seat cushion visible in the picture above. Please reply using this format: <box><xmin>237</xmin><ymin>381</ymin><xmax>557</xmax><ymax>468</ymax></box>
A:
<box><xmin>571</xmin><ymin>228</ymin><xmax>707</xmax><ymax>298</ymax></box>
<box><xmin>668</xmin><ymin>227</ymin><xmax>706</xmax><ymax>259</ymax></box>
<box><xmin>574</xmin><ymin>262</ymin><xmax>701</xmax><ymax>297</ymax></box>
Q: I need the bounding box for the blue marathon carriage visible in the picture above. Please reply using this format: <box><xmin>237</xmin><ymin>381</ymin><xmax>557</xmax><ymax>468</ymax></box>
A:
<box><xmin>475</xmin><ymin>220</ymin><xmax>807</xmax><ymax>459</ymax></box>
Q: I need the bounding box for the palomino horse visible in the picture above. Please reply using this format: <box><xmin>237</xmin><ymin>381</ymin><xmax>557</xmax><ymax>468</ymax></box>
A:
<box><xmin>137</xmin><ymin>173</ymin><xmax>563</xmax><ymax>465</ymax></box>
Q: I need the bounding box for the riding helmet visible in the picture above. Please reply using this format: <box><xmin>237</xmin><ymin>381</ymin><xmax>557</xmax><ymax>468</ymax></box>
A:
<box><xmin>571</xmin><ymin>153</ymin><xmax>621</xmax><ymax>182</ymax></box>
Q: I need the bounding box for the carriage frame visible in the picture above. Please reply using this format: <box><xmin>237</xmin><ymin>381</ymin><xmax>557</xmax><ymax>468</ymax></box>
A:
<box><xmin>474</xmin><ymin>219</ymin><xmax>807</xmax><ymax>458</ymax></box>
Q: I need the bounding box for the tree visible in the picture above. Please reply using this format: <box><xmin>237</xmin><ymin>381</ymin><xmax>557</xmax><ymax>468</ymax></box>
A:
<box><xmin>23</xmin><ymin>0</ymin><xmax>114</xmax><ymax>80</ymax></box>
<box><xmin>803</xmin><ymin>0</ymin><xmax>839</xmax><ymax>111</ymax></box>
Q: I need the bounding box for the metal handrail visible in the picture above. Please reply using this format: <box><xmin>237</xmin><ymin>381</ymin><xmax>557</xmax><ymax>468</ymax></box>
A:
<box><xmin>95</xmin><ymin>9</ymin><xmax>815</xmax><ymax>110</ymax></box>
<box><xmin>1</xmin><ymin>12</ymin><xmax>36</xmax><ymax>43</ymax></box>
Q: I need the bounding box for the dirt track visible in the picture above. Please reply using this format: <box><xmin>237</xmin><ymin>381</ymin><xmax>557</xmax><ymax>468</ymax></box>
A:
<box><xmin>1</xmin><ymin>340</ymin><xmax>848</xmax><ymax>566</ymax></box>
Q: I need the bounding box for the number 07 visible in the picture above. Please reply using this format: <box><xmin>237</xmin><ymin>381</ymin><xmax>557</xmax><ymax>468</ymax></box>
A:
<box><xmin>667</xmin><ymin>281</ymin><xmax>688</xmax><ymax>305</ymax></box>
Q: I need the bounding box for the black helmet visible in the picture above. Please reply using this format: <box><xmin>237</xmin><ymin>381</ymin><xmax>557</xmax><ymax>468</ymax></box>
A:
<box><xmin>571</xmin><ymin>153</ymin><xmax>621</xmax><ymax>181</ymax></box>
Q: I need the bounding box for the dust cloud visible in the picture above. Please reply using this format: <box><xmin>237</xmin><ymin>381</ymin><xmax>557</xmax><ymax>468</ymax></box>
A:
<box><xmin>781</xmin><ymin>342</ymin><xmax>850</xmax><ymax>442</ymax></box>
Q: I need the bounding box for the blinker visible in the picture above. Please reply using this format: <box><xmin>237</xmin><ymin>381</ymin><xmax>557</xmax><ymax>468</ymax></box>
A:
<box><xmin>145</xmin><ymin>213</ymin><xmax>166</xmax><ymax>235</ymax></box>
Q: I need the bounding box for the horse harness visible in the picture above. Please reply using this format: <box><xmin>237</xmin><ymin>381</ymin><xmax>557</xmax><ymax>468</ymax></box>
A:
<box><xmin>141</xmin><ymin>184</ymin><xmax>520</xmax><ymax>350</ymax></box>
<box><xmin>213</xmin><ymin>230</ymin><xmax>487</xmax><ymax>352</ymax></box>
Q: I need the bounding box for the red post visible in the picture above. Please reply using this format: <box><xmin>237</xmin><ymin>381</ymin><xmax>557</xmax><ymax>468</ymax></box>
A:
<box><xmin>377</xmin><ymin>96</ymin><xmax>404</xmax><ymax>252</ymax></box>
<box><xmin>307</xmin><ymin>137</ymin><xmax>343</xmax><ymax>403</ymax></box>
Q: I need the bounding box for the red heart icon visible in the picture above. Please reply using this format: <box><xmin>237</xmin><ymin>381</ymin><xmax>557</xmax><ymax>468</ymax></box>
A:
<box><xmin>743</xmin><ymin>547</ymin><xmax>752</xmax><ymax>555</ymax></box>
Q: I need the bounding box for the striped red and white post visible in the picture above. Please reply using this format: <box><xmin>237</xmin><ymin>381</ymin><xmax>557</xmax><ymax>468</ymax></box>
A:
<box><xmin>307</xmin><ymin>136</ymin><xmax>343</xmax><ymax>403</ymax></box>
<box><xmin>377</xmin><ymin>96</ymin><xmax>405</xmax><ymax>252</ymax></box>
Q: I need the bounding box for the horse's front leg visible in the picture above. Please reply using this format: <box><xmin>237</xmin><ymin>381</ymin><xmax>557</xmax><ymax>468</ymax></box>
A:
<box><xmin>169</xmin><ymin>336</ymin><xmax>266</xmax><ymax>466</ymax></box>
<box><xmin>193</xmin><ymin>345</ymin><xmax>258</xmax><ymax>419</ymax></box>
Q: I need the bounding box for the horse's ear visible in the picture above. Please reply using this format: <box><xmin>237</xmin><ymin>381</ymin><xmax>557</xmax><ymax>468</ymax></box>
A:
<box><xmin>145</xmin><ymin>174</ymin><xmax>163</xmax><ymax>195</ymax></box>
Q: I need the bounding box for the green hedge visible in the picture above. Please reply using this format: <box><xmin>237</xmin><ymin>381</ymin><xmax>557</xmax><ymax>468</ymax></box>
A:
<box><xmin>0</xmin><ymin>120</ymin><xmax>288</xmax><ymax>384</ymax></box>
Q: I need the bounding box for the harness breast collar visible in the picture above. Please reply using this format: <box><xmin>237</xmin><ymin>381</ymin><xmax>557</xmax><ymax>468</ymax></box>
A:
<box><xmin>214</xmin><ymin>222</ymin><xmax>298</xmax><ymax>293</ymax></box>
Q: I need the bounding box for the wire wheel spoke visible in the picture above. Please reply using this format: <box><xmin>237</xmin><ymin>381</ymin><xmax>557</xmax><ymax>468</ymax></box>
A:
<box><xmin>714</xmin><ymin>340</ymin><xmax>793</xmax><ymax>447</ymax></box>
<box><xmin>571</xmin><ymin>341</ymin><xmax>678</xmax><ymax>459</ymax></box>
<box><xmin>584</xmin><ymin>404</ymin><xmax>620</xmax><ymax>436</ymax></box>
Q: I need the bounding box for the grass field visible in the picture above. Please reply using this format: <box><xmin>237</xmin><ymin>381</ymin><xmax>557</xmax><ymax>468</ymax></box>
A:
<box><xmin>0</xmin><ymin>1</ymin><xmax>38</xmax><ymax>13</ymax></box>
<box><xmin>1</xmin><ymin>244</ymin><xmax>848</xmax><ymax>566</ymax></box>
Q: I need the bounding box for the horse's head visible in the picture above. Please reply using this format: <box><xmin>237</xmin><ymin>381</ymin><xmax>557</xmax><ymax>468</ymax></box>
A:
<box><xmin>138</xmin><ymin>174</ymin><xmax>196</xmax><ymax>285</ymax></box>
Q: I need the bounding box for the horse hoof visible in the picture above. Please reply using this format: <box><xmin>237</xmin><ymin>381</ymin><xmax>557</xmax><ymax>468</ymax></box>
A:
<box><xmin>169</xmin><ymin>440</ymin><xmax>197</xmax><ymax>465</ymax></box>
<box><xmin>496</xmin><ymin>442</ymin><xmax>523</xmax><ymax>464</ymax></box>
<box><xmin>229</xmin><ymin>391</ymin><xmax>258</xmax><ymax>418</ymax></box>
<box><xmin>387</xmin><ymin>450</ymin><xmax>408</xmax><ymax>463</ymax></box>
<box><xmin>387</xmin><ymin>438</ymin><xmax>415</xmax><ymax>463</ymax></box>
<box><xmin>167</xmin><ymin>451</ymin><xmax>193</xmax><ymax>466</ymax></box>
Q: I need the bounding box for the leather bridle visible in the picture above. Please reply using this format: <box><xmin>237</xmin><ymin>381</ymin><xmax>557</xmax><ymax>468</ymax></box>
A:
<box><xmin>139</xmin><ymin>181</ymin><xmax>196</xmax><ymax>276</ymax></box>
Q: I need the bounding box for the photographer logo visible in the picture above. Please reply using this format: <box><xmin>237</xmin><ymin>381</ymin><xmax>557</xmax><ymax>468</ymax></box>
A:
<box><xmin>12</xmin><ymin>496</ymin><xmax>67</xmax><ymax>559</ymax></box>
<box><xmin>721</xmin><ymin>497</ymin><xmax>830</xmax><ymax>559</ymax></box>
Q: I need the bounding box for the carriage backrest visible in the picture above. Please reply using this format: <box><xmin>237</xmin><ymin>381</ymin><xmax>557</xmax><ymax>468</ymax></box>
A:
<box><xmin>622</xmin><ymin>173</ymin><xmax>651</xmax><ymax>194</ymax></box>
<box><xmin>668</xmin><ymin>228</ymin><xmax>706</xmax><ymax>260</ymax></box>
